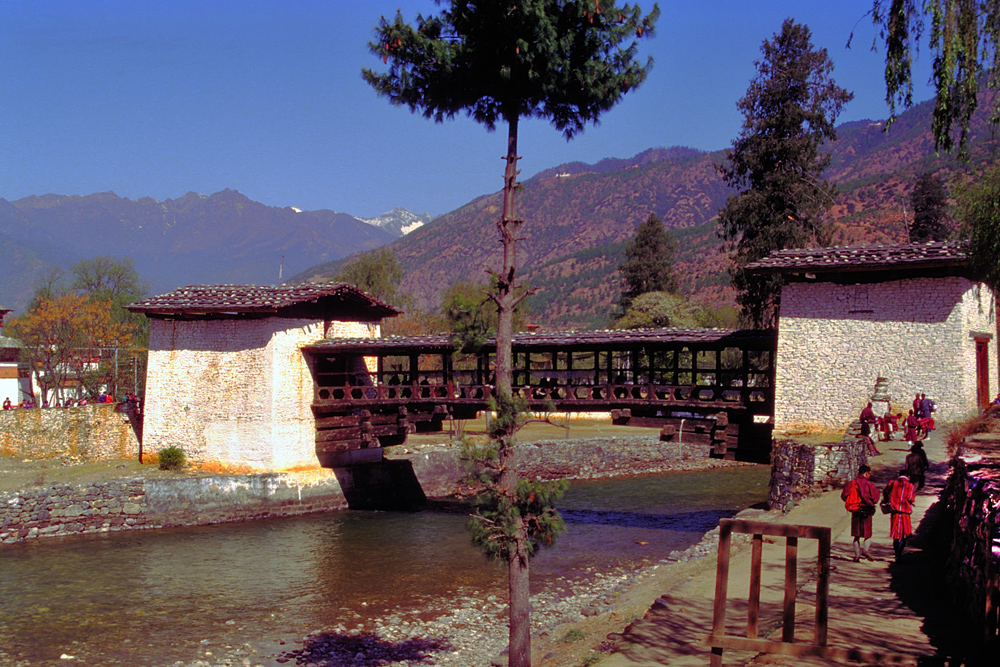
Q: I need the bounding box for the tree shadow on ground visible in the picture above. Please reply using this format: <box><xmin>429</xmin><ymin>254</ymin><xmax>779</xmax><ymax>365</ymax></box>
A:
<box><xmin>885</xmin><ymin>456</ymin><xmax>994</xmax><ymax>666</ymax></box>
<box><xmin>277</xmin><ymin>631</ymin><xmax>453</xmax><ymax>666</ymax></box>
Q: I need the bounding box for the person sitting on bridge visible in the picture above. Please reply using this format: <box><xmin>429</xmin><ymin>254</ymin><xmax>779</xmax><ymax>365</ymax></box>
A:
<box><xmin>2</xmin><ymin>397</ymin><xmax>9</xmax><ymax>410</ymax></box>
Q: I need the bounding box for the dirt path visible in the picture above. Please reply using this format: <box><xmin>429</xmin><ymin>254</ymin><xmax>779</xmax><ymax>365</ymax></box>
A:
<box><xmin>594</xmin><ymin>429</ymin><xmax>963</xmax><ymax>667</ymax></box>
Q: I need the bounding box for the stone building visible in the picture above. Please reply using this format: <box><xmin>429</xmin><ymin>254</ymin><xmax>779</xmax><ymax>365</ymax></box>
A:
<box><xmin>127</xmin><ymin>284</ymin><xmax>398</xmax><ymax>471</ymax></box>
<box><xmin>749</xmin><ymin>242</ymin><xmax>997</xmax><ymax>433</ymax></box>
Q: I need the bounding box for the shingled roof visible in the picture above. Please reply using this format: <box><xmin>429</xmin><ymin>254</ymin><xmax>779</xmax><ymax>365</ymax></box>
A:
<box><xmin>126</xmin><ymin>284</ymin><xmax>400</xmax><ymax>319</ymax></box>
<box><xmin>746</xmin><ymin>241</ymin><xmax>970</xmax><ymax>276</ymax></box>
<box><xmin>302</xmin><ymin>327</ymin><xmax>775</xmax><ymax>355</ymax></box>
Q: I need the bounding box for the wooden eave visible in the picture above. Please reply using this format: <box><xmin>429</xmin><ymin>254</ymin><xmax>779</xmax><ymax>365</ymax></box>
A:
<box><xmin>302</xmin><ymin>328</ymin><xmax>777</xmax><ymax>356</ymax></box>
<box><xmin>775</xmin><ymin>263</ymin><xmax>971</xmax><ymax>284</ymax></box>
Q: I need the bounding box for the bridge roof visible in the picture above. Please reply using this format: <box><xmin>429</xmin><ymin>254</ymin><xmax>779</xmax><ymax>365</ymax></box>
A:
<box><xmin>304</xmin><ymin>327</ymin><xmax>775</xmax><ymax>355</ymax></box>
<box><xmin>747</xmin><ymin>241</ymin><xmax>970</xmax><ymax>278</ymax></box>
<box><xmin>127</xmin><ymin>283</ymin><xmax>400</xmax><ymax>320</ymax></box>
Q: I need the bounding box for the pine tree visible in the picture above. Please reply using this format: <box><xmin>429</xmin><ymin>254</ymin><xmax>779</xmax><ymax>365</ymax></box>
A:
<box><xmin>363</xmin><ymin>3</ymin><xmax>658</xmax><ymax>665</ymax></box>
<box><xmin>617</xmin><ymin>213</ymin><xmax>678</xmax><ymax>314</ymax></box>
<box><xmin>909</xmin><ymin>172</ymin><xmax>951</xmax><ymax>243</ymax></box>
<box><xmin>717</xmin><ymin>19</ymin><xmax>852</xmax><ymax>328</ymax></box>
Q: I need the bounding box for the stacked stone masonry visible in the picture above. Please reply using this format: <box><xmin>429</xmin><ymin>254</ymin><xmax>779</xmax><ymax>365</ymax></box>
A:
<box><xmin>2</xmin><ymin>434</ymin><xmax>709</xmax><ymax>544</ymax></box>
<box><xmin>775</xmin><ymin>276</ymin><xmax>997</xmax><ymax>432</ymax></box>
<box><xmin>0</xmin><ymin>403</ymin><xmax>139</xmax><ymax>461</ymax></box>
<box><xmin>0</xmin><ymin>471</ymin><xmax>349</xmax><ymax>544</ymax></box>
<box><xmin>768</xmin><ymin>438</ymin><xmax>867</xmax><ymax>511</ymax></box>
<box><xmin>941</xmin><ymin>430</ymin><xmax>1000</xmax><ymax>649</ymax></box>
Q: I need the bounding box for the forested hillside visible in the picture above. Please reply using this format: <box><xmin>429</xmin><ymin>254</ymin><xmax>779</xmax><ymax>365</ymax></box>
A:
<box><xmin>344</xmin><ymin>96</ymin><xmax>996</xmax><ymax>330</ymax></box>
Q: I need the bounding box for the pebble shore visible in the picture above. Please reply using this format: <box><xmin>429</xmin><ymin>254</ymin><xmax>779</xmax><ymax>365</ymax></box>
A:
<box><xmin>154</xmin><ymin>521</ymin><xmax>735</xmax><ymax>667</ymax></box>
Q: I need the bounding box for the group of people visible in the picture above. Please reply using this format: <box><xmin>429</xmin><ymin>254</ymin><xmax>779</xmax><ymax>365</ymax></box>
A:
<box><xmin>2</xmin><ymin>392</ymin><xmax>137</xmax><ymax>410</ymax></box>
<box><xmin>842</xmin><ymin>440</ymin><xmax>930</xmax><ymax>562</ymax></box>
<box><xmin>858</xmin><ymin>393</ymin><xmax>936</xmax><ymax>456</ymax></box>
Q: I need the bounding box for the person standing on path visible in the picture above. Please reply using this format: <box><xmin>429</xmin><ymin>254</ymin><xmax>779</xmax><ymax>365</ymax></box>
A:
<box><xmin>905</xmin><ymin>441</ymin><xmax>930</xmax><ymax>490</ymax></box>
<box><xmin>884</xmin><ymin>471</ymin><xmax>917</xmax><ymax>560</ymax></box>
<box><xmin>842</xmin><ymin>464</ymin><xmax>880</xmax><ymax>562</ymax></box>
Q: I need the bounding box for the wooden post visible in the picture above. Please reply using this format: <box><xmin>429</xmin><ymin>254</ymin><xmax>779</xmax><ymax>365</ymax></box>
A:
<box><xmin>710</xmin><ymin>520</ymin><xmax>733</xmax><ymax>667</ymax></box>
<box><xmin>782</xmin><ymin>536</ymin><xmax>798</xmax><ymax>643</ymax></box>
<box><xmin>748</xmin><ymin>533</ymin><xmax>763</xmax><ymax>639</ymax></box>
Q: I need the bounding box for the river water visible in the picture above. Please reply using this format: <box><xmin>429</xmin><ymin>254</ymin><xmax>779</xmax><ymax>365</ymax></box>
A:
<box><xmin>0</xmin><ymin>465</ymin><xmax>768</xmax><ymax>666</ymax></box>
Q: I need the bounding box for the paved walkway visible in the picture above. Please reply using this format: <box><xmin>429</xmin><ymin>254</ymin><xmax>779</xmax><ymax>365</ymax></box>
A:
<box><xmin>603</xmin><ymin>429</ymin><xmax>965</xmax><ymax>666</ymax></box>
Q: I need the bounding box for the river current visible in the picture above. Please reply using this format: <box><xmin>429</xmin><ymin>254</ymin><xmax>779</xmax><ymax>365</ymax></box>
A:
<box><xmin>0</xmin><ymin>464</ymin><xmax>769</xmax><ymax>665</ymax></box>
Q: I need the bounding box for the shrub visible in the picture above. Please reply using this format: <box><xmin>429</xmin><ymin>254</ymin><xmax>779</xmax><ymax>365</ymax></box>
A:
<box><xmin>561</xmin><ymin>628</ymin><xmax>586</xmax><ymax>643</ymax></box>
<box><xmin>945</xmin><ymin>409</ymin><xmax>999</xmax><ymax>456</ymax></box>
<box><xmin>157</xmin><ymin>446</ymin><xmax>186</xmax><ymax>471</ymax></box>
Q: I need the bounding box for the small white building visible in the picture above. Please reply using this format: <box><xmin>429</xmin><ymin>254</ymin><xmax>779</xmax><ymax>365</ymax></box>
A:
<box><xmin>749</xmin><ymin>242</ymin><xmax>997</xmax><ymax>433</ymax></box>
<box><xmin>127</xmin><ymin>284</ymin><xmax>398</xmax><ymax>471</ymax></box>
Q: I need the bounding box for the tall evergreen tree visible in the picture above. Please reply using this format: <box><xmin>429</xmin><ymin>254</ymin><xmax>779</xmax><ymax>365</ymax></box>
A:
<box><xmin>909</xmin><ymin>172</ymin><xmax>951</xmax><ymax>243</ymax></box>
<box><xmin>717</xmin><ymin>19</ymin><xmax>852</xmax><ymax>328</ymax></box>
<box><xmin>870</xmin><ymin>0</ymin><xmax>1000</xmax><ymax>156</ymax></box>
<box><xmin>363</xmin><ymin>3</ymin><xmax>658</xmax><ymax>665</ymax></box>
<box><xmin>617</xmin><ymin>213</ymin><xmax>678</xmax><ymax>314</ymax></box>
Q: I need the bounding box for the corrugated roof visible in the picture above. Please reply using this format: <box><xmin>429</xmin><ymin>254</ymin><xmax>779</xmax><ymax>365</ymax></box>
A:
<box><xmin>126</xmin><ymin>283</ymin><xmax>400</xmax><ymax>317</ymax></box>
<box><xmin>746</xmin><ymin>241</ymin><xmax>969</xmax><ymax>275</ymax></box>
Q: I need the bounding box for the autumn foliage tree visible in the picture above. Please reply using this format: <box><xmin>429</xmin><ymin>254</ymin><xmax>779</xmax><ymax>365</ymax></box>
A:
<box><xmin>7</xmin><ymin>294</ymin><xmax>133</xmax><ymax>405</ymax></box>
<box><xmin>364</xmin><ymin>2</ymin><xmax>658</xmax><ymax>664</ymax></box>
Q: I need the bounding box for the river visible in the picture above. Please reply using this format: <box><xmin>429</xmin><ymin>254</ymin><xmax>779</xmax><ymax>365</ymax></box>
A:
<box><xmin>0</xmin><ymin>464</ymin><xmax>769</xmax><ymax>666</ymax></box>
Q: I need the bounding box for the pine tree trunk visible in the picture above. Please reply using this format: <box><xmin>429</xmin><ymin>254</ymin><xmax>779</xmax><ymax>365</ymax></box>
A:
<box><xmin>496</xmin><ymin>114</ymin><xmax>531</xmax><ymax>667</ymax></box>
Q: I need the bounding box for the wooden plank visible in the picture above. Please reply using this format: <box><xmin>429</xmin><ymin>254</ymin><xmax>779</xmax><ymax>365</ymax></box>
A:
<box><xmin>783</xmin><ymin>536</ymin><xmax>798</xmax><ymax>643</ymax></box>
<box><xmin>748</xmin><ymin>534</ymin><xmax>763</xmax><ymax>639</ymax></box>
<box><xmin>721</xmin><ymin>519</ymin><xmax>830</xmax><ymax>541</ymax></box>
<box><xmin>315</xmin><ymin>439</ymin><xmax>365</xmax><ymax>454</ymax></box>
<box><xmin>315</xmin><ymin>427</ymin><xmax>366</xmax><ymax>442</ymax></box>
<box><xmin>314</xmin><ymin>414</ymin><xmax>362</xmax><ymax>429</ymax></box>
<box><xmin>816</xmin><ymin>528</ymin><xmax>831</xmax><ymax>646</ymax></box>
<box><xmin>710</xmin><ymin>521</ymin><xmax>733</xmax><ymax>667</ymax></box>
<box><xmin>705</xmin><ymin>636</ymin><xmax>918</xmax><ymax>664</ymax></box>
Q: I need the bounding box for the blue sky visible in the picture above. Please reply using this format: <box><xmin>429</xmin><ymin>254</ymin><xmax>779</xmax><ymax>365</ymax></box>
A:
<box><xmin>0</xmin><ymin>1</ymin><xmax>934</xmax><ymax>219</ymax></box>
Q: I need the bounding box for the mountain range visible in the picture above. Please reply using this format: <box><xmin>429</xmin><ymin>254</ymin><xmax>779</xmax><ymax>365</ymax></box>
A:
<box><xmin>0</xmin><ymin>190</ymin><xmax>424</xmax><ymax>311</ymax></box>
<box><xmin>322</xmin><ymin>95</ymin><xmax>994</xmax><ymax>329</ymax></box>
<box><xmin>1</xmin><ymin>93</ymin><xmax>994</xmax><ymax>327</ymax></box>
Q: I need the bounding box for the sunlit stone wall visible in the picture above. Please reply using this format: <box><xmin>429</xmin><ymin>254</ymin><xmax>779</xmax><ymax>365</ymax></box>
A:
<box><xmin>143</xmin><ymin>317</ymin><xmax>380</xmax><ymax>471</ymax></box>
<box><xmin>774</xmin><ymin>276</ymin><xmax>996</xmax><ymax>433</ymax></box>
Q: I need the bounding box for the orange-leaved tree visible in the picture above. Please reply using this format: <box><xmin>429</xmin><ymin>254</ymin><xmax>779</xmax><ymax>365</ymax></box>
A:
<box><xmin>7</xmin><ymin>294</ymin><xmax>134</xmax><ymax>405</ymax></box>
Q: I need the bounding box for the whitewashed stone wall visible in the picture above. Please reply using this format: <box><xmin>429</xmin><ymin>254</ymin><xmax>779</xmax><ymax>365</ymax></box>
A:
<box><xmin>774</xmin><ymin>276</ymin><xmax>996</xmax><ymax>432</ymax></box>
<box><xmin>144</xmin><ymin>317</ymin><xmax>380</xmax><ymax>471</ymax></box>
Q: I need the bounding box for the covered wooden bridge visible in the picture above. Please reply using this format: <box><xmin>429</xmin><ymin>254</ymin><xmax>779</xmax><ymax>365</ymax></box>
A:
<box><xmin>302</xmin><ymin>328</ymin><xmax>776</xmax><ymax>465</ymax></box>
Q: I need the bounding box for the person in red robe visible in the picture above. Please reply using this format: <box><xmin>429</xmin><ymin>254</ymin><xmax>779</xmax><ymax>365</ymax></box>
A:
<box><xmin>884</xmin><ymin>471</ymin><xmax>917</xmax><ymax>560</ymax></box>
<box><xmin>842</xmin><ymin>465</ymin><xmax>880</xmax><ymax>562</ymax></box>
<box><xmin>903</xmin><ymin>409</ymin><xmax>920</xmax><ymax>442</ymax></box>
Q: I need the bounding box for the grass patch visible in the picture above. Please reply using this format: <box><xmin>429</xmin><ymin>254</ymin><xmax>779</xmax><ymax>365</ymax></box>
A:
<box><xmin>560</xmin><ymin>628</ymin><xmax>586</xmax><ymax>643</ymax></box>
<box><xmin>945</xmin><ymin>408</ymin><xmax>1000</xmax><ymax>456</ymax></box>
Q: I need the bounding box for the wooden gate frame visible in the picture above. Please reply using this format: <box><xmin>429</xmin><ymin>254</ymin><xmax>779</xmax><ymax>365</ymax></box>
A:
<box><xmin>709</xmin><ymin>518</ymin><xmax>831</xmax><ymax>665</ymax></box>
<box><xmin>708</xmin><ymin>518</ymin><xmax>915</xmax><ymax>666</ymax></box>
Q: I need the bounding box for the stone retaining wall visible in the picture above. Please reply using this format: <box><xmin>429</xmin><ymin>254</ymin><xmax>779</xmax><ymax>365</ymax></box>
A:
<box><xmin>0</xmin><ymin>470</ymin><xmax>349</xmax><ymax>544</ymax></box>
<box><xmin>1</xmin><ymin>434</ymin><xmax>715</xmax><ymax>544</ymax></box>
<box><xmin>941</xmin><ymin>431</ymin><xmax>1000</xmax><ymax>649</ymax></box>
<box><xmin>768</xmin><ymin>439</ymin><xmax>867</xmax><ymax>510</ymax></box>
<box><xmin>0</xmin><ymin>403</ymin><xmax>140</xmax><ymax>461</ymax></box>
